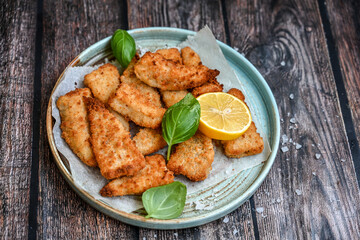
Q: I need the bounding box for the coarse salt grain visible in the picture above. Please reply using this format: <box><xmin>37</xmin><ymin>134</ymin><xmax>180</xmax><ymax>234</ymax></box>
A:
<box><xmin>256</xmin><ymin>207</ymin><xmax>264</xmax><ymax>213</ymax></box>
<box><xmin>223</xmin><ymin>216</ymin><xmax>229</xmax><ymax>223</ymax></box>
<box><xmin>289</xmin><ymin>93</ymin><xmax>294</xmax><ymax>99</ymax></box>
<box><xmin>295</xmin><ymin>189</ymin><xmax>302</xmax><ymax>195</ymax></box>
<box><xmin>315</xmin><ymin>154</ymin><xmax>321</xmax><ymax>159</ymax></box>
<box><xmin>281</xmin><ymin>146</ymin><xmax>289</xmax><ymax>153</ymax></box>
<box><xmin>290</xmin><ymin>118</ymin><xmax>296</xmax><ymax>123</ymax></box>
<box><xmin>295</xmin><ymin>143</ymin><xmax>302</xmax><ymax>149</ymax></box>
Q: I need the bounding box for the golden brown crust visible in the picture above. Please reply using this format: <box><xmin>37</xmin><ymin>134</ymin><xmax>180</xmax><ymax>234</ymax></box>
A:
<box><xmin>134</xmin><ymin>52</ymin><xmax>219</xmax><ymax>90</ymax></box>
<box><xmin>191</xmin><ymin>78</ymin><xmax>223</xmax><ymax>98</ymax></box>
<box><xmin>56</xmin><ymin>88</ymin><xmax>97</xmax><ymax>167</ymax></box>
<box><xmin>84</xmin><ymin>63</ymin><xmax>120</xmax><ymax>103</ymax></box>
<box><xmin>221</xmin><ymin>122</ymin><xmax>264</xmax><ymax>158</ymax></box>
<box><xmin>181</xmin><ymin>47</ymin><xmax>202</xmax><ymax>66</ymax></box>
<box><xmin>156</xmin><ymin>48</ymin><xmax>183</xmax><ymax>64</ymax></box>
<box><xmin>100</xmin><ymin>154</ymin><xmax>174</xmax><ymax>196</ymax></box>
<box><xmin>133</xmin><ymin>128</ymin><xmax>167</xmax><ymax>156</ymax></box>
<box><xmin>121</xmin><ymin>54</ymin><xmax>162</xmax><ymax>108</ymax></box>
<box><xmin>160</xmin><ymin>89</ymin><xmax>188</xmax><ymax>108</ymax></box>
<box><xmin>108</xmin><ymin>108</ymin><xmax>130</xmax><ymax>132</ymax></box>
<box><xmin>85</xmin><ymin>97</ymin><xmax>145</xmax><ymax>179</ymax></box>
<box><xmin>108</xmin><ymin>82</ymin><xmax>166</xmax><ymax>129</ymax></box>
<box><xmin>221</xmin><ymin>88</ymin><xmax>264</xmax><ymax>158</ymax></box>
<box><xmin>167</xmin><ymin>132</ymin><xmax>214</xmax><ymax>181</ymax></box>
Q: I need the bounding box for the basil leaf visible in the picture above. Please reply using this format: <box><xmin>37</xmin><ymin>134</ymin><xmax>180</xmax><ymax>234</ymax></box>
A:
<box><xmin>111</xmin><ymin>29</ymin><xmax>136</xmax><ymax>68</ymax></box>
<box><xmin>162</xmin><ymin>93</ymin><xmax>201</xmax><ymax>160</ymax></box>
<box><xmin>142</xmin><ymin>181</ymin><xmax>187</xmax><ymax>219</ymax></box>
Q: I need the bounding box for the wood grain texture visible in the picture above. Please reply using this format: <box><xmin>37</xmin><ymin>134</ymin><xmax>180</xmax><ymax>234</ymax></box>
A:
<box><xmin>38</xmin><ymin>0</ymin><xmax>138</xmax><ymax>239</ymax></box>
<box><xmin>127</xmin><ymin>0</ymin><xmax>256</xmax><ymax>239</ymax></box>
<box><xmin>0</xmin><ymin>0</ymin><xmax>37</xmax><ymax>239</ymax></box>
<box><xmin>224</xmin><ymin>0</ymin><xmax>360</xmax><ymax>239</ymax></box>
<box><xmin>325</xmin><ymin>0</ymin><xmax>360</xmax><ymax>153</ymax></box>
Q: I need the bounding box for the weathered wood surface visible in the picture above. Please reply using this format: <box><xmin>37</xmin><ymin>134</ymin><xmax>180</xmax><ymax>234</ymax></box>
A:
<box><xmin>224</xmin><ymin>0</ymin><xmax>360</xmax><ymax>239</ymax></box>
<box><xmin>325</xmin><ymin>0</ymin><xmax>360</xmax><ymax>160</ymax></box>
<box><xmin>0</xmin><ymin>0</ymin><xmax>37</xmax><ymax>239</ymax></box>
<box><xmin>1</xmin><ymin>0</ymin><xmax>360</xmax><ymax>239</ymax></box>
<box><xmin>37</xmin><ymin>0</ymin><xmax>138</xmax><ymax>239</ymax></box>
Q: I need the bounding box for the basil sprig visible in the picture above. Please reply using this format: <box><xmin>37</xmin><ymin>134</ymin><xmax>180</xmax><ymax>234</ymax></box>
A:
<box><xmin>111</xmin><ymin>29</ymin><xmax>136</xmax><ymax>68</ymax></box>
<box><xmin>142</xmin><ymin>181</ymin><xmax>187</xmax><ymax>219</ymax></box>
<box><xmin>162</xmin><ymin>93</ymin><xmax>201</xmax><ymax>161</ymax></box>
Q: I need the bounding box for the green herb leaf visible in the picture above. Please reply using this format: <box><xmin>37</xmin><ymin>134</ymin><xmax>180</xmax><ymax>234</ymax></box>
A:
<box><xmin>142</xmin><ymin>181</ymin><xmax>187</xmax><ymax>219</ymax></box>
<box><xmin>162</xmin><ymin>93</ymin><xmax>201</xmax><ymax>160</ymax></box>
<box><xmin>111</xmin><ymin>29</ymin><xmax>136</xmax><ymax>68</ymax></box>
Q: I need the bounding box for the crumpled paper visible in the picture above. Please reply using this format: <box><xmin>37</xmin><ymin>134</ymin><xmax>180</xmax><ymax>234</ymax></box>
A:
<box><xmin>51</xmin><ymin>26</ymin><xmax>271</xmax><ymax>213</ymax></box>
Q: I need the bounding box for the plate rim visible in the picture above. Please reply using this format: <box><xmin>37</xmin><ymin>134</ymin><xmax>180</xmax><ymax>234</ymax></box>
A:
<box><xmin>46</xmin><ymin>27</ymin><xmax>280</xmax><ymax>229</ymax></box>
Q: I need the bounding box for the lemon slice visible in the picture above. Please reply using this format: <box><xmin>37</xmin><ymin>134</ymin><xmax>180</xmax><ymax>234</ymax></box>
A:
<box><xmin>196</xmin><ymin>92</ymin><xmax>252</xmax><ymax>140</ymax></box>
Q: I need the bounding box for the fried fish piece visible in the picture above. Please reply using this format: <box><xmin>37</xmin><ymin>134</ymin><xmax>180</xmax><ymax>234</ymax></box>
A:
<box><xmin>133</xmin><ymin>128</ymin><xmax>167</xmax><ymax>155</ymax></box>
<box><xmin>160</xmin><ymin>89</ymin><xmax>188</xmax><ymax>108</ymax></box>
<box><xmin>134</xmin><ymin>52</ymin><xmax>219</xmax><ymax>90</ymax></box>
<box><xmin>108</xmin><ymin>108</ymin><xmax>130</xmax><ymax>132</ymax></box>
<box><xmin>181</xmin><ymin>46</ymin><xmax>202</xmax><ymax>66</ymax></box>
<box><xmin>167</xmin><ymin>132</ymin><xmax>214</xmax><ymax>182</ymax></box>
<box><xmin>56</xmin><ymin>88</ymin><xmax>97</xmax><ymax>167</ymax></box>
<box><xmin>100</xmin><ymin>154</ymin><xmax>174</xmax><ymax>196</ymax></box>
<box><xmin>85</xmin><ymin>97</ymin><xmax>145</xmax><ymax>179</ymax></box>
<box><xmin>108</xmin><ymin>82</ymin><xmax>166</xmax><ymax>129</ymax></box>
<box><xmin>121</xmin><ymin>54</ymin><xmax>162</xmax><ymax>108</ymax></box>
<box><xmin>84</xmin><ymin>63</ymin><xmax>120</xmax><ymax>103</ymax></box>
<box><xmin>156</xmin><ymin>48</ymin><xmax>183</xmax><ymax>64</ymax></box>
<box><xmin>191</xmin><ymin>78</ymin><xmax>223</xmax><ymax>98</ymax></box>
<box><xmin>221</xmin><ymin>88</ymin><xmax>264</xmax><ymax>158</ymax></box>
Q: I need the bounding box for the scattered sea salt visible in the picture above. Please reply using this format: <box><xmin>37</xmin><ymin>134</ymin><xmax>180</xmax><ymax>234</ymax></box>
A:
<box><xmin>233</xmin><ymin>46</ymin><xmax>239</xmax><ymax>51</ymax></box>
<box><xmin>312</xmin><ymin>172</ymin><xmax>316</xmax><ymax>176</ymax></box>
<box><xmin>281</xmin><ymin>146</ymin><xmax>289</xmax><ymax>153</ymax></box>
<box><xmin>287</xmin><ymin>112</ymin><xmax>290</xmax><ymax>117</ymax></box>
<box><xmin>233</xmin><ymin>229</ymin><xmax>239</xmax><ymax>235</ymax></box>
<box><xmin>276</xmin><ymin>198</ymin><xmax>281</xmax><ymax>203</ymax></box>
<box><xmin>315</xmin><ymin>154</ymin><xmax>321</xmax><ymax>159</ymax></box>
<box><xmin>256</xmin><ymin>207</ymin><xmax>264</xmax><ymax>213</ymax></box>
<box><xmin>340</xmin><ymin>159</ymin><xmax>346</xmax><ymax>162</ymax></box>
<box><xmin>154</xmin><ymin>234</ymin><xmax>157</xmax><ymax>238</ymax></box>
<box><xmin>280</xmin><ymin>118</ymin><xmax>284</xmax><ymax>123</ymax></box>
<box><xmin>312</xmin><ymin>144</ymin><xmax>315</xmax><ymax>147</ymax></box>
<box><xmin>289</xmin><ymin>93</ymin><xmax>294</xmax><ymax>99</ymax></box>
<box><xmin>282</xmin><ymin>135</ymin><xmax>289</xmax><ymax>144</ymax></box>
<box><xmin>194</xmin><ymin>201</ymin><xmax>206</xmax><ymax>210</ymax></box>
<box><xmin>280</xmin><ymin>61</ymin><xmax>286</xmax><ymax>66</ymax></box>
<box><xmin>174</xmin><ymin>233</ymin><xmax>178</xmax><ymax>237</ymax></box>
<box><xmin>290</xmin><ymin>118</ymin><xmax>296</xmax><ymax>123</ymax></box>
<box><xmin>223</xmin><ymin>216</ymin><xmax>230</xmax><ymax>223</ymax></box>
<box><xmin>295</xmin><ymin>189</ymin><xmax>302</xmax><ymax>195</ymax></box>
<box><xmin>295</xmin><ymin>143</ymin><xmax>302</xmax><ymax>150</ymax></box>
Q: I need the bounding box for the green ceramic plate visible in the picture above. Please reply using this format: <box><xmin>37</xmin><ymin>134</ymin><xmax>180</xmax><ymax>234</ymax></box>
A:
<box><xmin>46</xmin><ymin>27</ymin><xmax>280</xmax><ymax>229</ymax></box>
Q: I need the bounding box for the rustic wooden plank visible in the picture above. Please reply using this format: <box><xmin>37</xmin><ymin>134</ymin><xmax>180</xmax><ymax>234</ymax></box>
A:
<box><xmin>127</xmin><ymin>0</ymin><xmax>256</xmax><ymax>239</ymax></box>
<box><xmin>0</xmin><ymin>0</ymin><xmax>37</xmax><ymax>239</ymax></box>
<box><xmin>224</xmin><ymin>0</ymin><xmax>360</xmax><ymax>239</ymax></box>
<box><xmin>38</xmin><ymin>0</ymin><xmax>138</xmax><ymax>238</ymax></box>
<box><xmin>325</xmin><ymin>0</ymin><xmax>360</xmax><ymax>170</ymax></box>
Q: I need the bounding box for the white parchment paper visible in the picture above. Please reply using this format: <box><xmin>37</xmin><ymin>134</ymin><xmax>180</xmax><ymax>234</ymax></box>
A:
<box><xmin>51</xmin><ymin>26</ymin><xmax>271</xmax><ymax>213</ymax></box>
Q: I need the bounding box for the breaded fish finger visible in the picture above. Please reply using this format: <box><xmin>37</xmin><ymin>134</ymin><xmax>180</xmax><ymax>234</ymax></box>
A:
<box><xmin>100</xmin><ymin>154</ymin><xmax>174</xmax><ymax>196</ymax></box>
<box><xmin>121</xmin><ymin>54</ymin><xmax>162</xmax><ymax>108</ymax></box>
<box><xmin>167</xmin><ymin>132</ymin><xmax>214</xmax><ymax>182</ymax></box>
<box><xmin>221</xmin><ymin>88</ymin><xmax>264</xmax><ymax>158</ymax></box>
<box><xmin>133</xmin><ymin>128</ymin><xmax>167</xmax><ymax>156</ymax></box>
<box><xmin>181</xmin><ymin>46</ymin><xmax>202</xmax><ymax>66</ymax></box>
<box><xmin>156</xmin><ymin>48</ymin><xmax>183</xmax><ymax>64</ymax></box>
<box><xmin>56</xmin><ymin>88</ymin><xmax>97</xmax><ymax>167</ymax></box>
<box><xmin>108</xmin><ymin>82</ymin><xmax>166</xmax><ymax>129</ymax></box>
<box><xmin>108</xmin><ymin>108</ymin><xmax>130</xmax><ymax>132</ymax></box>
<box><xmin>191</xmin><ymin>78</ymin><xmax>223</xmax><ymax>98</ymax></box>
<box><xmin>84</xmin><ymin>63</ymin><xmax>120</xmax><ymax>103</ymax></box>
<box><xmin>85</xmin><ymin>98</ymin><xmax>145</xmax><ymax>179</ymax></box>
<box><xmin>134</xmin><ymin>52</ymin><xmax>219</xmax><ymax>90</ymax></box>
<box><xmin>160</xmin><ymin>89</ymin><xmax>188</xmax><ymax>108</ymax></box>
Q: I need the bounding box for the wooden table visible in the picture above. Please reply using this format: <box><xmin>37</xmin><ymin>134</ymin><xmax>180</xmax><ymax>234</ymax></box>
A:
<box><xmin>1</xmin><ymin>0</ymin><xmax>359</xmax><ymax>239</ymax></box>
